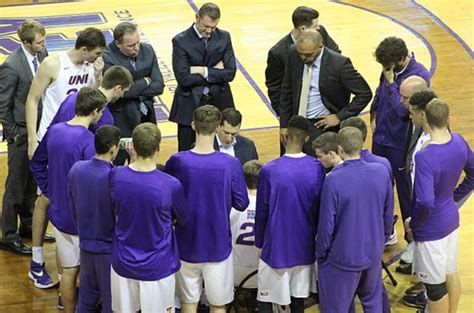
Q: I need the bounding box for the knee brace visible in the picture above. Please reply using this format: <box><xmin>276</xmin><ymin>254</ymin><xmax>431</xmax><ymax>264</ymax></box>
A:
<box><xmin>424</xmin><ymin>282</ymin><xmax>448</xmax><ymax>301</ymax></box>
<box><xmin>289</xmin><ymin>297</ymin><xmax>304</xmax><ymax>313</ymax></box>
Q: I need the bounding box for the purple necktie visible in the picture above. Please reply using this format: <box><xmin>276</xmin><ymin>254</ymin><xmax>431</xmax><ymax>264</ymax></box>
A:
<box><xmin>32</xmin><ymin>57</ymin><xmax>38</xmax><ymax>73</ymax></box>
<box><xmin>202</xmin><ymin>37</ymin><xmax>209</xmax><ymax>50</ymax></box>
<box><xmin>201</xmin><ymin>37</ymin><xmax>210</xmax><ymax>96</ymax></box>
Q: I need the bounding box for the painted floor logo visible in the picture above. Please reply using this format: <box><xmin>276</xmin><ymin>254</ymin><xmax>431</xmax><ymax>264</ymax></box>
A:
<box><xmin>0</xmin><ymin>13</ymin><xmax>173</xmax><ymax>153</ymax></box>
<box><xmin>0</xmin><ymin>14</ymin><xmax>112</xmax><ymax>55</ymax></box>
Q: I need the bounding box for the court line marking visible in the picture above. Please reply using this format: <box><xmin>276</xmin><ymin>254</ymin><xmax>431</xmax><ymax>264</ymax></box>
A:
<box><xmin>330</xmin><ymin>0</ymin><xmax>437</xmax><ymax>77</ymax></box>
<box><xmin>0</xmin><ymin>0</ymin><xmax>78</xmax><ymax>7</ymax></box>
<box><xmin>0</xmin><ymin>1</ymin><xmax>440</xmax><ymax>148</ymax></box>
<box><xmin>186</xmin><ymin>0</ymin><xmax>277</xmax><ymax>119</ymax></box>
<box><xmin>412</xmin><ymin>0</ymin><xmax>473</xmax><ymax>59</ymax></box>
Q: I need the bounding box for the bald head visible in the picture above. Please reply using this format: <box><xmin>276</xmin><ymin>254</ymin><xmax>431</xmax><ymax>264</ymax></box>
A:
<box><xmin>400</xmin><ymin>75</ymin><xmax>428</xmax><ymax>107</ymax></box>
<box><xmin>297</xmin><ymin>29</ymin><xmax>322</xmax><ymax>46</ymax></box>
<box><xmin>296</xmin><ymin>30</ymin><xmax>323</xmax><ymax>64</ymax></box>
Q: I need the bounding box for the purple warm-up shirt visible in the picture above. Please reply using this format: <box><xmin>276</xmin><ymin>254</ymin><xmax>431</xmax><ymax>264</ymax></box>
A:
<box><xmin>35</xmin><ymin>123</ymin><xmax>95</xmax><ymax>235</ymax></box>
<box><xmin>316</xmin><ymin>159</ymin><xmax>394</xmax><ymax>271</ymax></box>
<box><xmin>68</xmin><ymin>158</ymin><xmax>114</xmax><ymax>253</ymax></box>
<box><xmin>255</xmin><ymin>155</ymin><xmax>325</xmax><ymax>269</ymax></box>
<box><xmin>411</xmin><ymin>133</ymin><xmax>473</xmax><ymax>241</ymax></box>
<box><xmin>110</xmin><ymin>166</ymin><xmax>187</xmax><ymax>281</ymax></box>
<box><xmin>361</xmin><ymin>148</ymin><xmax>393</xmax><ymax>181</ymax></box>
<box><xmin>50</xmin><ymin>92</ymin><xmax>114</xmax><ymax>133</ymax></box>
<box><xmin>371</xmin><ymin>54</ymin><xmax>430</xmax><ymax>149</ymax></box>
<box><xmin>165</xmin><ymin>151</ymin><xmax>249</xmax><ymax>263</ymax></box>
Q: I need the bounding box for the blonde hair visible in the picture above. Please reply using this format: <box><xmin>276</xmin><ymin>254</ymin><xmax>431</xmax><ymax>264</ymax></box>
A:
<box><xmin>17</xmin><ymin>20</ymin><xmax>45</xmax><ymax>44</ymax></box>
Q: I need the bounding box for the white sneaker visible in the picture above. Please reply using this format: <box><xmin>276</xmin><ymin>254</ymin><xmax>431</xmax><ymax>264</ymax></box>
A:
<box><xmin>400</xmin><ymin>242</ymin><xmax>415</xmax><ymax>263</ymax></box>
<box><xmin>385</xmin><ymin>228</ymin><xmax>398</xmax><ymax>246</ymax></box>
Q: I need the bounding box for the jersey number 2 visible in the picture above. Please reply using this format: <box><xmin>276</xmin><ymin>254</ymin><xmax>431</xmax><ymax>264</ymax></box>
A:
<box><xmin>236</xmin><ymin>222</ymin><xmax>255</xmax><ymax>246</ymax></box>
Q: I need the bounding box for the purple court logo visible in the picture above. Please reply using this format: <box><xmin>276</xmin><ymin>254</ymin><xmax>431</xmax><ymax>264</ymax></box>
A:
<box><xmin>0</xmin><ymin>13</ymin><xmax>113</xmax><ymax>55</ymax></box>
<box><xmin>0</xmin><ymin>12</ymin><xmax>170</xmax><ymax>122</ymax></box>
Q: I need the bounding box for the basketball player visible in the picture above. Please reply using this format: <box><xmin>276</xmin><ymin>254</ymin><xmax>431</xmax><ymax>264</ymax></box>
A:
<box><xmin>256</xmin><ymin>116</ymin><xmax>325</xmax><ymax>313</ymax></box>
<box><xmin>68</xmin><ymin>125</ymin><xmax>121</xmax><ymax>313</ymax></box>
<box><xmin>110</xmin><ymin>123</ymin><xmax>187</xmax><ymax>313</ymax></box>
<box><xmin>340</xmin><ymin>117</ymin><xmax>392</xmax><ymax>178</ymax></box>
<box><xmin>165</xmin><ymin>105</ymin><xmax>249</xmax><ymax>313</ymax></box>
<box><xmin>30</xmin><ymin>87</ymin><xmax>107</xmax><ymax>313</ymax></box>
<box><xmin>406</xmin><ymin>99</ymin><xmax>473</xmax><ymax>313</ymax></box>
<box><xmin>50</xmin><ymin>65</ymin><xmax>133</xmax><ymax>132</ymax></box>
<box><xmin>230</xmin><ymin>160</ymin><xmax>262</xmax><ymax>312</ymax></box>
<box><xmin>312</xmin><ymin>131</ymin><xmax>342</xmax><ymax>169</ymax></box>
<box><xmin>316</xmin><ymin>127</ymin><xmax>394</xmax><ymax>313</ymax></box>
<box><xmin>400</xmin><ymin>90</ymin><xmax>438</xmax><ymax>309</ymax></box>
<box><xmin>340</xmin><ymin>117</ymin><xmax>393</xmax><ymax>313</ymax></box>
<box><xmin>26</xmin><ymin>27</ymin><xmax>106</xmax><ymax>157</ymax></box>
<box><xmin>25</xmin><ymin>27</ymin><xmax>106</xmax><ymax>289</ymax></box>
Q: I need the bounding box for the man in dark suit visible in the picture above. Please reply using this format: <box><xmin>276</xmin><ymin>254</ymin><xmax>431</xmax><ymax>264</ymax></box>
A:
<box><xmin>103</xmin><ymin>22</ymin><xmax>164</xmax><ymax>165</ymax></box>
<box><xmin>214</xmin><ymin>108</ymin><xmax>258</xmax><ymax>165</ymax></box>
<box><xmin>0</xmin><ymin>20</ymin><xmax>48</xmax><ymax>255</ymax></box>
<box><xmin>170</xmin><ymin>2</ymin><xmax>237</xmax><ymax>151</ymax></box>
<box><xmin>265</xmin><ymin>6</ymin><xmax>340</xmax><ymax>117</ymax></box>
<box><xmin>279</xmin><ymin>30</ymin><xmax>372</xmax><ymax>156</ymax></box>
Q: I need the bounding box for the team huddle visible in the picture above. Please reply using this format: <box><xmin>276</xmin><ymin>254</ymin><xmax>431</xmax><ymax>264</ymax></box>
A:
<box><xmin>0</xmin><ymin>2</ymin><xmax>473</xmax><ymax>313</ymax></box>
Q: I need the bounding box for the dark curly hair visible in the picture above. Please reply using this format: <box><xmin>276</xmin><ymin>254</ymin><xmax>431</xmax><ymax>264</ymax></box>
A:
<box><xmin>374</xmin><ymin>37</ymin><xmax>408</xmax><ymax>67</ymax></box>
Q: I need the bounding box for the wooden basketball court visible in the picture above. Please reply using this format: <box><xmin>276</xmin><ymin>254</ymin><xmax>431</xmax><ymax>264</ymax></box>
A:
<box><xmin>0</xmin><ymin>0</ymin><xmax>472</xmax><ymax>311</ymax></box>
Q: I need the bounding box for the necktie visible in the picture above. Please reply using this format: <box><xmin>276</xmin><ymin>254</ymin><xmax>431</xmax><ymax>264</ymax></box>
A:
<box><xmin>201</xmin><ymin>37</ymin><xmax>210</xmax><ymax>96</ymax></box>
<box><xmin>129</xmin><ymin>57</ymin><xmax>148</xmax><ymax>115</ymax></box>
<box><xmin>202</xmin><ymin>37</ymin><xmax>209</xmax><ymax>50</ymax></box>
<box><xmin>298</xmin><ymin>64</ymin><xmax>313</xmax><ymax>117</ymax></box>
<box><xmin>129</xmin><ymin>57</ymin><xmax>137</xmax><ymax>71</ymax></box>
<box><xmin>32</xmin><ymin>57</ymin><xmax>38</xmax><ymax>73</ymax></box>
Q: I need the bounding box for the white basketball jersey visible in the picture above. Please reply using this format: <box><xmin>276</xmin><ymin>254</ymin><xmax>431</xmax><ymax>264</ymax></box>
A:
<box><xmin>410</xmin><ymin>132</ymin><xmax>431</xmax><ymax>185</ymax></box>
<box><xmin>37</xmin><ymin>51</ymin><xmax>95</xmax><ymax>141</ymax></box>
<box><xmin>230</xmin><ymin>195</ymin><xmax>258</xmax><ymax>269</ymax></box>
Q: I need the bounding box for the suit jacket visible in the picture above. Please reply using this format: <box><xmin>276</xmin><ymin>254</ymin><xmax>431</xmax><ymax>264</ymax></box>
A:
<box><xmin>214</xmin><ymin>134</ymin><xmax>258</xmax><ymax>165</ymax></box>
<box><xmin>405</xmin><ymin>123</ymin><xmax>423</xmax><ymax>173</ymax></box>
<box><xmin>169</xmin><ymin>25</ymin><xmax>237</xmax><ymax>126</ymax></box>
<box><xmin>103</xmin><ymin>42</ymin><xmax>164</xmax><ymax>137</ymax></box>
<box><xmin>0</xmin><ymin>47</ymin><xmax>48</xmax><ymax>143</ymax></box>
<box><xmin>265</xmin><ymin>26</ymin><xmax>340</xmax><ymax>116</ymax></box>
<box><xmin>279</xmin><ymin>46</ymin><xmax>372</xmax><ymax>128</ymax></box>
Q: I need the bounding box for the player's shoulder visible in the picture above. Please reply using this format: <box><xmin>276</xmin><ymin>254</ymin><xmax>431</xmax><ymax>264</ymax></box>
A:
<box><xmin>48</xmin><ymin>121</ymin><xmax>67</xmax><ymax>132</ymax></box>
<box><xmin>260</xmin><ymin>157</ymin><xmax>279</xmax><ymax>173</ymax></box>
<box><xmin>159</xmin><ymin>171</ymin><xmax>184</xmax><ymax>190</ymax></box>
<box><xmin>168</xmin><ymin>150</ymin><xmax>187</xmax><ymax>162</ymax></box>
<box><xmin>42</xmin><ymin>53</ymin><xmax>60</xmax><ymax>65</ymax></box>
<box><xmin>70</xmin><ymin>159</ymin><xmax>92</xmax><ymax>172</ymax></box>
<box><xmin>39</xmin><ymin>53</ymin><xmax>60</xmax><ymax>74</ymax></box>
<box><xmin>450</xmin><ymin>133</ymin><xmax>467</xmax><ymax>145</ymax></box>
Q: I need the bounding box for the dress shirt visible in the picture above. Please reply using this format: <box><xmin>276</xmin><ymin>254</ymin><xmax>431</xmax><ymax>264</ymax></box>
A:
<box><xmin>21</xmin><ymin>44</ymin><xmax>38</xmax><ymax>76</ymax></box>
<box><xmin>216</xmin><ymin>134</ymin><xmax>236</xmax><ymax>157</ymax></box>
<box><xmin>193</xmin><ymin>23</ymin><xmax>209</xmax><ymax>80</ymax></box>
<box><xmin>306</xmin><ymin>48</ymin><xmax>330</xmax><ymax>118</ymax></box>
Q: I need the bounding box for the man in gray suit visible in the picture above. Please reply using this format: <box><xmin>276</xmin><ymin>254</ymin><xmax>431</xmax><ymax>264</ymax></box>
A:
<box><xmin>0</xmin><ymin>20</ymin><xmax>48</xmax><ymax>256</ymax></box>
<box><xmin>103</xmin><ymin>22</ymin><xmax>165</xmax><ymax>165</ymax></box>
